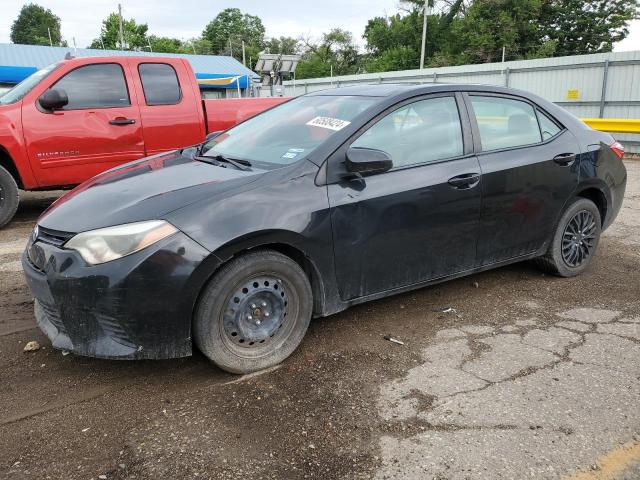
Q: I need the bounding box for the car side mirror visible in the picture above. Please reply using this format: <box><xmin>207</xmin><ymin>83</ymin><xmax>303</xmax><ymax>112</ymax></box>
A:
<box><xmin>345</xmin><ymin>147</ymin><xmax>393</xmax><ymax>176</ymax></box>
<box><xmin>39</xmin><ymin>88</ymin><xmax>68</xmax><ymax>111</ymax></box>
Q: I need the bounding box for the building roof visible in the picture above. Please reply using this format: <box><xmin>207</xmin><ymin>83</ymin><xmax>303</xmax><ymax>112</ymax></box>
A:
<box><xmin>0</xmin><ymin>43</ymin><xmax>259</xmax><ymax>87</ymax></box>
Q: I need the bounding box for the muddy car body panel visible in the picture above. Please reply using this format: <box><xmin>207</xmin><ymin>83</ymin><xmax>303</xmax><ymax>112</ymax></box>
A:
<box><xmin>22</xmin><ymin>84</ymin><xmax>627</xmax><ymax>360</ymax></box>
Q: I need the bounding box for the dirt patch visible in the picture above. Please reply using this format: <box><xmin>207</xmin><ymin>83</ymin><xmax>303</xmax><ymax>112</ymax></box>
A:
<box><xmin>1</xmin><ymin>164</ymin><xmax>639</xmax><ymax>479</ymax></box>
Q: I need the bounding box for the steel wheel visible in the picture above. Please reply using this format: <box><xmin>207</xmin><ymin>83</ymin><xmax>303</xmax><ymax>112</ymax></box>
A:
<box><xmin>193</xmin><ymin>249</ymin><xmax>313</xmax><ymax>373</ymax></box>
<box><xmin>561</xmin><ymin>209</ymin><xmax>597</xmax><ymax>267</ymax></box>
<box><xmin>222</xmin><ymin>275</ymin><xmax>290</xmax><ymax>351</ymax></box>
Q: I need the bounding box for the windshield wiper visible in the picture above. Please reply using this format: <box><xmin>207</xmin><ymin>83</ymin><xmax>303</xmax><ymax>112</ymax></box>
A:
<box><xmin>194</xmin><ymin>154</ymin><xmax>252</xmax><ymax>171</ymax></box>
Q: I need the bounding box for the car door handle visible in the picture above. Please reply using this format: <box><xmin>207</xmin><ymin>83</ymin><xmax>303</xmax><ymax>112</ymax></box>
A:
<box><xmin>109</xmin><ymin>118</ymin><xmax>136</xmax><ymax>125</ymax></box>
<box><xmin>553</xmin><ymin>153</ymin><xmax>576</xmax><ymax>166</ymax></box>
<box><xmin>448</xmin><ymin>173</ymin><xmax>480</xmax><ymax>189</ymax></box>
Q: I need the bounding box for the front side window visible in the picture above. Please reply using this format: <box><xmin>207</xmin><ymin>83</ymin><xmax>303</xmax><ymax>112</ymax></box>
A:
<box><xmin>203</xmin><ymin>95</ymin><xmax>377</xmax><ymax>170</ymax></box>
<box><xmin>470</xmin><ymin>96</ymin><xmax>542</xmax><ymax>151</ymax></box>
<box><xmin>352</xmin><ymin>96</ymin><xmax>464</xmax><ymax>168</ymax></box>
<box><xmin>138</xmin><ymin>63</ymin><xmax>181</xmax><ymax>105</ymax></box>
<box><xmin>52</xmin><ymin>63</ymin><xmax>130</xmax><ymax>110</ymax></box>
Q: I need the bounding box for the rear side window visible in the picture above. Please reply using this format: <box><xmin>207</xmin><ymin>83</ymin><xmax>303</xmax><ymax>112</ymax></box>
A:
<box><xmin>537</xmin><ymin>109</ymin><xmax>562</xmax><ymax>140</ymax></box>
<box><xmin>470</xmin><ymin>96</ymin><xmax>542</xmax><ymax>151</ymax></box>
<box><xmin>53</xmin><ymin>63</ymin><xmax>130</xmax><ymax>110</ymax></box>
<box><xmin>352</xmin><ymin>96</ymin><xmax>464</xmax><ymax>168</ymax></box>
<box><xmin>138</xmin><ymin>63</ymin><xmax>181</xmax><ymax>105</ymax></box>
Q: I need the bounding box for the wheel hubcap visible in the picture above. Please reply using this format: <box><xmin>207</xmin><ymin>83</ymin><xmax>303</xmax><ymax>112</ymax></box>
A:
<box><xmin>561</xmin><ymin>210</ymin><xmax>596</xmax><ymax>267</ymax></box>
<box><xmin>223</xmin><ymin>276</ymin><xmax>288</xmax><ymax>348</ymax></box>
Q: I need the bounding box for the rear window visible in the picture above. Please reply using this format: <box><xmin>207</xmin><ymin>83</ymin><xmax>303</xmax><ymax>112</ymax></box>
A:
<box><xmin>470</xmin><ymin>95</ymin><xmax>542</xmax><ymax>151</ymax></box>
<box><xmin>138</xmin><ymin>63</ymin><xmax>181</xmax><ymax>106</ymax></box>
<box><xmin>537</xmin><ymin>109</ymin><xmax>562</xmax><ymax>140</ymax></box>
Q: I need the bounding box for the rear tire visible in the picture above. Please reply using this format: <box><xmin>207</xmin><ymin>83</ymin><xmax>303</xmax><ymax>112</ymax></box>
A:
<box><xmin>0</xmin><ymin>165</ymin><xmax>19</xmax><ymax>228</ymax></box>
<box><xmin>194</xmin><ymin>249</ymin><xmax>313</xmax><ymax>374</ymax></box>
<box><xmin>535</xmin><ymin>198</ymin><xmax>601</xmax><ymax>277</ymax></box>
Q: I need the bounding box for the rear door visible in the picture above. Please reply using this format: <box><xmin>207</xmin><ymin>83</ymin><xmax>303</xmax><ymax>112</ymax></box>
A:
<box><xmin>465</xmin><ymin>93</ymin><xmax>581</xmax><ymax>265</ymax></box>
<box><xmin>328</xmin><ymin>93</ymin><xmax>482</xmax><ymax>300</ymax></box>
<box><xmin>128</xmin><ymin>58</ymin><xmax>205</xmax><ymax>154</ymax></box>
<box><xmin>22</xmin><ymin>60</ymin><xmax>145</xmax><ymax>187</ymax></box>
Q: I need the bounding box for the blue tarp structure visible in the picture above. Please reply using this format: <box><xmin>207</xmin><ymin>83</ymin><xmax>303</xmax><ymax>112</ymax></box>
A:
<box><xmin>0</xmin><ymin>43</ymin><xmax>258</xmax><ymax>89</ymax></box>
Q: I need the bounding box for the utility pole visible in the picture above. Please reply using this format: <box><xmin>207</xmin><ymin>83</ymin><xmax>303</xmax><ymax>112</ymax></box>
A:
<box><xmin>229</xmin><ymin>38</ymin><xmax>233</xmax><ymax>58</ymax></box>
<box><xmin>118</xmin><ymin>3</ymin><xmax>125</xmax><ymax>50</ymax></box>
<box><xmin>420</xmin><ymin>1</ymin><xmax>432</xmax><ymax>69</ymax></box>
<box><xmin>242</xmin><ymin>40</ymin><xmax>246</xmax><ymax>66</ymax></box>
<box><xmin>47</xmin><ymin>27</ymin><xmax>53</xmax><ymax>46</ymax></box>
<box><xmin>147</xmin><ymin>38</ymin><xmax>153</xmax><ymax>53</ymax></box>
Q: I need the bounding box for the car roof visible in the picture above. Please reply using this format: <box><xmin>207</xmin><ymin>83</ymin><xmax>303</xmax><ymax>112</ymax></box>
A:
<box><xmin>307</xmin><ymin>82</ymin><xmax>531</xmax><ymax>99</ymax></box>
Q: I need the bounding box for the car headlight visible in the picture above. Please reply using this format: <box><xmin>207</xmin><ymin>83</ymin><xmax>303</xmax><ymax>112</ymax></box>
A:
<box><xmin>64</xmin><ymin>220</ymin><xmax>178</xmax><ymax>265</ymax></box>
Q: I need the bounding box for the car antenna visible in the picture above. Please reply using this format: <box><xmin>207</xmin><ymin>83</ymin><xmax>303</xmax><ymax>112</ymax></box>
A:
<box><xmin>64</xmin><ymin>52</ymin><xmax>75</xmax><ymax>60</ymax></box>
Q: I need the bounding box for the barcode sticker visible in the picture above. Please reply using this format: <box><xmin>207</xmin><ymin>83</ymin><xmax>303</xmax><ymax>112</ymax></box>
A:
<box><xmin>306</xmin><ymin>116</ymin><xmax>351</xmax><ymax>131</ymax></box>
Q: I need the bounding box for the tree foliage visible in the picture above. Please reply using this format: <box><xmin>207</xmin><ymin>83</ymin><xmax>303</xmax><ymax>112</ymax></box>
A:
<box><xmin>360</xmin><ymin>0</ymin><xmax>638</xmax><ymax>72</ymax></box>
<box><xmin>538</xmin><ymin>0</ymin><xmax>639</xmax><ymax>56</ymax></box>
<box><xmin>202</xmin><ymin>8</ymin><xmax>265</xmax><ymax>64</ymax></box>
<box><xmin>11</xmin><ymin>3</ymin><xmax>64</xmax><ymax>46</ymax></box>
<box><xmin>264</xmin><ymin>37</ymin><xmax>299</xmax><ymax>55</ymax></box>
<box><xmin>296</xmin><ymin>29</ymin><xmax>360</xmax><ymax>79</ymax></box>
<box><xmin>89</xmin><ymin>13</ymin><xmax>149</xmax><ymax>50</ymax></box>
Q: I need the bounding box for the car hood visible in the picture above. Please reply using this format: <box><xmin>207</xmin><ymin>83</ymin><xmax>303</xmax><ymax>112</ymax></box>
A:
<box><xmin>38</xmin><ymin>150</ymin><xmax>264</xmax><ymax>233</ymax></box>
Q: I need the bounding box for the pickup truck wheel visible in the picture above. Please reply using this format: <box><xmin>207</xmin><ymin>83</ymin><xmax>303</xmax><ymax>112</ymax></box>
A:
<box><xmin>194</xmin><ymin>249</ymin><xmax>313</xmax><ymax>374</ymax></box>
<box><xmin>535</xmin><ymin>198</ymin><xmax>601</xmax><ymax>277</ymax></box>
<box><xmin>0</xmin><ymin>165</ymin><xmax>19</xmax><ymax>228</ymax></box>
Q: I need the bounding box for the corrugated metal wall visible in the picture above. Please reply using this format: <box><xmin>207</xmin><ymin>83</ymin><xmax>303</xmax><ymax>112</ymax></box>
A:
<box><xmin>275</xmin><ymin>51</ymin><xmax>640</xmax><ymax>152</ymax></box>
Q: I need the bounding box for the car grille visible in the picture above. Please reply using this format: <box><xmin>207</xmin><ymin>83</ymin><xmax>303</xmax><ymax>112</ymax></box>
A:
<box><xmin>36</xmin><ymin>226</ymin><xmax>75</xmax><ymax>247</ymax></box>
<box><xmin>26</xmin><ymin>226</ymin><xmax>75</xmax><ymax>271</ymax></box>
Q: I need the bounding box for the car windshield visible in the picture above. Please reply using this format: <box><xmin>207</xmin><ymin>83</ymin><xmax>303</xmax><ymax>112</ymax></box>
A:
<box><xmin>202</xmin><ymin>95</ymin><xmax>377</xmax><ymax>170</ymax></box>
<box><xmin>0</xmin><ymin>62</ymin><xmax>61</xmax><ymax>105</ymax></box>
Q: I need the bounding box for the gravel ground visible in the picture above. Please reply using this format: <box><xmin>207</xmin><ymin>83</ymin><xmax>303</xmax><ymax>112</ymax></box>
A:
<box><xmin>0</xmin><ymin>162</ymin><xmax>638</xmax><ymax>480</ymax></box>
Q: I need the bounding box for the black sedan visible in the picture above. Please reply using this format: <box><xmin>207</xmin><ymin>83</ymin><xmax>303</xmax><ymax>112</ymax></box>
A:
<box><xmin>22</xmin><ymin>84</ymin><xmax>627</xmax><ymax>373</ymax></box>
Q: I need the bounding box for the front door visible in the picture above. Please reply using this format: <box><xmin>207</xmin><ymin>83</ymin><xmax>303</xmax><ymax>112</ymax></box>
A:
<box><xmin>328</xmin><ymin>94</ymin><xmax>482</xmax><ymax>300</ymax></box>
<box><xmin>465</xmin><ymin>94</ymin><xmax>581</xmax><ymax>265</ymax></box>
<box><xmin>22</xmin><ymin>61</ymin><xmax>145</xmax><ymax>187</ymax></box>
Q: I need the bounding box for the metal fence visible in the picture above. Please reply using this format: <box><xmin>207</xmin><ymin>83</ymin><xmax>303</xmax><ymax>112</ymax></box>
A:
<box><xmin>273</xmin><ymin>50</ymin><xmax>640</xmax><ymax>152</ymax></box>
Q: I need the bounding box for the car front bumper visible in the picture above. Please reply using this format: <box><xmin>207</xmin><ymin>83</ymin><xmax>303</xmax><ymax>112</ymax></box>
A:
<box><xmin>22</xmin><ymin>230</ymin><xmax>211</xmax><ymax>360</ymax></box>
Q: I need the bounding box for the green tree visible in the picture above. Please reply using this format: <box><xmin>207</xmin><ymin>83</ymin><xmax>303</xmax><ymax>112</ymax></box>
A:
<box><xmin>264</xmin><ymin>36</ymin><xmax>299</xmax><ymax>55</ymax></box>
<box><xmin>178</xmin><ymin>38</ymin><xmax>214</xmax><ymax>55</ymax></box>
<box><xmin>363</xmin><ymin>0</ymin><xmax>464</xmax><ymax>71</ymax></box>
<box><xmin>444</xmin><ymin>0</ymin><xmax>545</xmax><ymax>63</ymax></box>
<box><xmin>202</xmin><ymin>8</ymin><xmax>265</xmax><ymax>63</ymax></box>
<box><xmin>10</xmin><ymin>3</ymin><xmax>64</xmax><ymax>46</ymax></box>
<box><xmin>538</xmin><ymin>0</ymin><xmax>639</xmax><ymax>56</ymax></box>
<box><xmin>296</xmin><ymin>29</ymin><xmax>360</xmax><ymax>79</ymax></box>
<box><xmin>89</xmin><ymin>13</ymin><xmax>149</xmax><ymax>50</ymax></box>
<box><xmin>147</xmin><ymin>35</ymin><xmax>183</xmax><ymax>54</ymax></box>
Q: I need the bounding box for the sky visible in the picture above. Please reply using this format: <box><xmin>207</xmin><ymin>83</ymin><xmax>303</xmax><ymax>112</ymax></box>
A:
<box><xmin>0</xmin><ymin>1</ymin><xmax>638</xmax><ymax>53</ymax></box>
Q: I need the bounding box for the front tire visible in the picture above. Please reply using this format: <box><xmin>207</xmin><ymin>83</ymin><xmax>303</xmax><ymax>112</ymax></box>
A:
<box><xmin>0</xmin><ymin>165</ymin><xmax>19</xmax><ymax>228</ymax></box>
<box><xmin>536</xmin><ymin>198</ymin><xmax>601</xmax><ymax>277</ymax></box>
<box><xmin>194</xmin><ymin>249</ymin><xmax>313</xmax><ymax>374</ymax></box>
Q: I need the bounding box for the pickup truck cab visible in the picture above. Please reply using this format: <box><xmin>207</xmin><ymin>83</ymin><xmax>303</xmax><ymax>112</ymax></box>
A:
<box><xmin>0</xmin><ymin>55</ymin><xmax>286</xmax><ymax>226</ymax></box>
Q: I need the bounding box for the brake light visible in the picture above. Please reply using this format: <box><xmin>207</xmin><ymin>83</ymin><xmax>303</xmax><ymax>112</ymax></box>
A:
<box><xmin>610</xmin><ymin>141</ymin><xmax>624</xmax><ymax>159</ymax></box>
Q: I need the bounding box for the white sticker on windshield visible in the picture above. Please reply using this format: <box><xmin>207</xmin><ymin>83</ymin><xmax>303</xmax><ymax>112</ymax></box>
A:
<box><xmin>306</xmin><ymin>116</ymin><xmax>351</xmax><ymax>131</ymax></box>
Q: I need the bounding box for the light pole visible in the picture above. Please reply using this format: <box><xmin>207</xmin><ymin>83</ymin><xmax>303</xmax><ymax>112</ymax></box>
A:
<box><xmin>420</xmin><ymin>0</ymin><xmax>433</xmax><ymax>70</ymax></box>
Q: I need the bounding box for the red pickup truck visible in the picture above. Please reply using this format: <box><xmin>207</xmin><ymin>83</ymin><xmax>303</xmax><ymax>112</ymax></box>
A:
<box><xmin>0</xmin><ymin>55</ymin><xmax>287</xmax><ymax>226</ymax></box>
